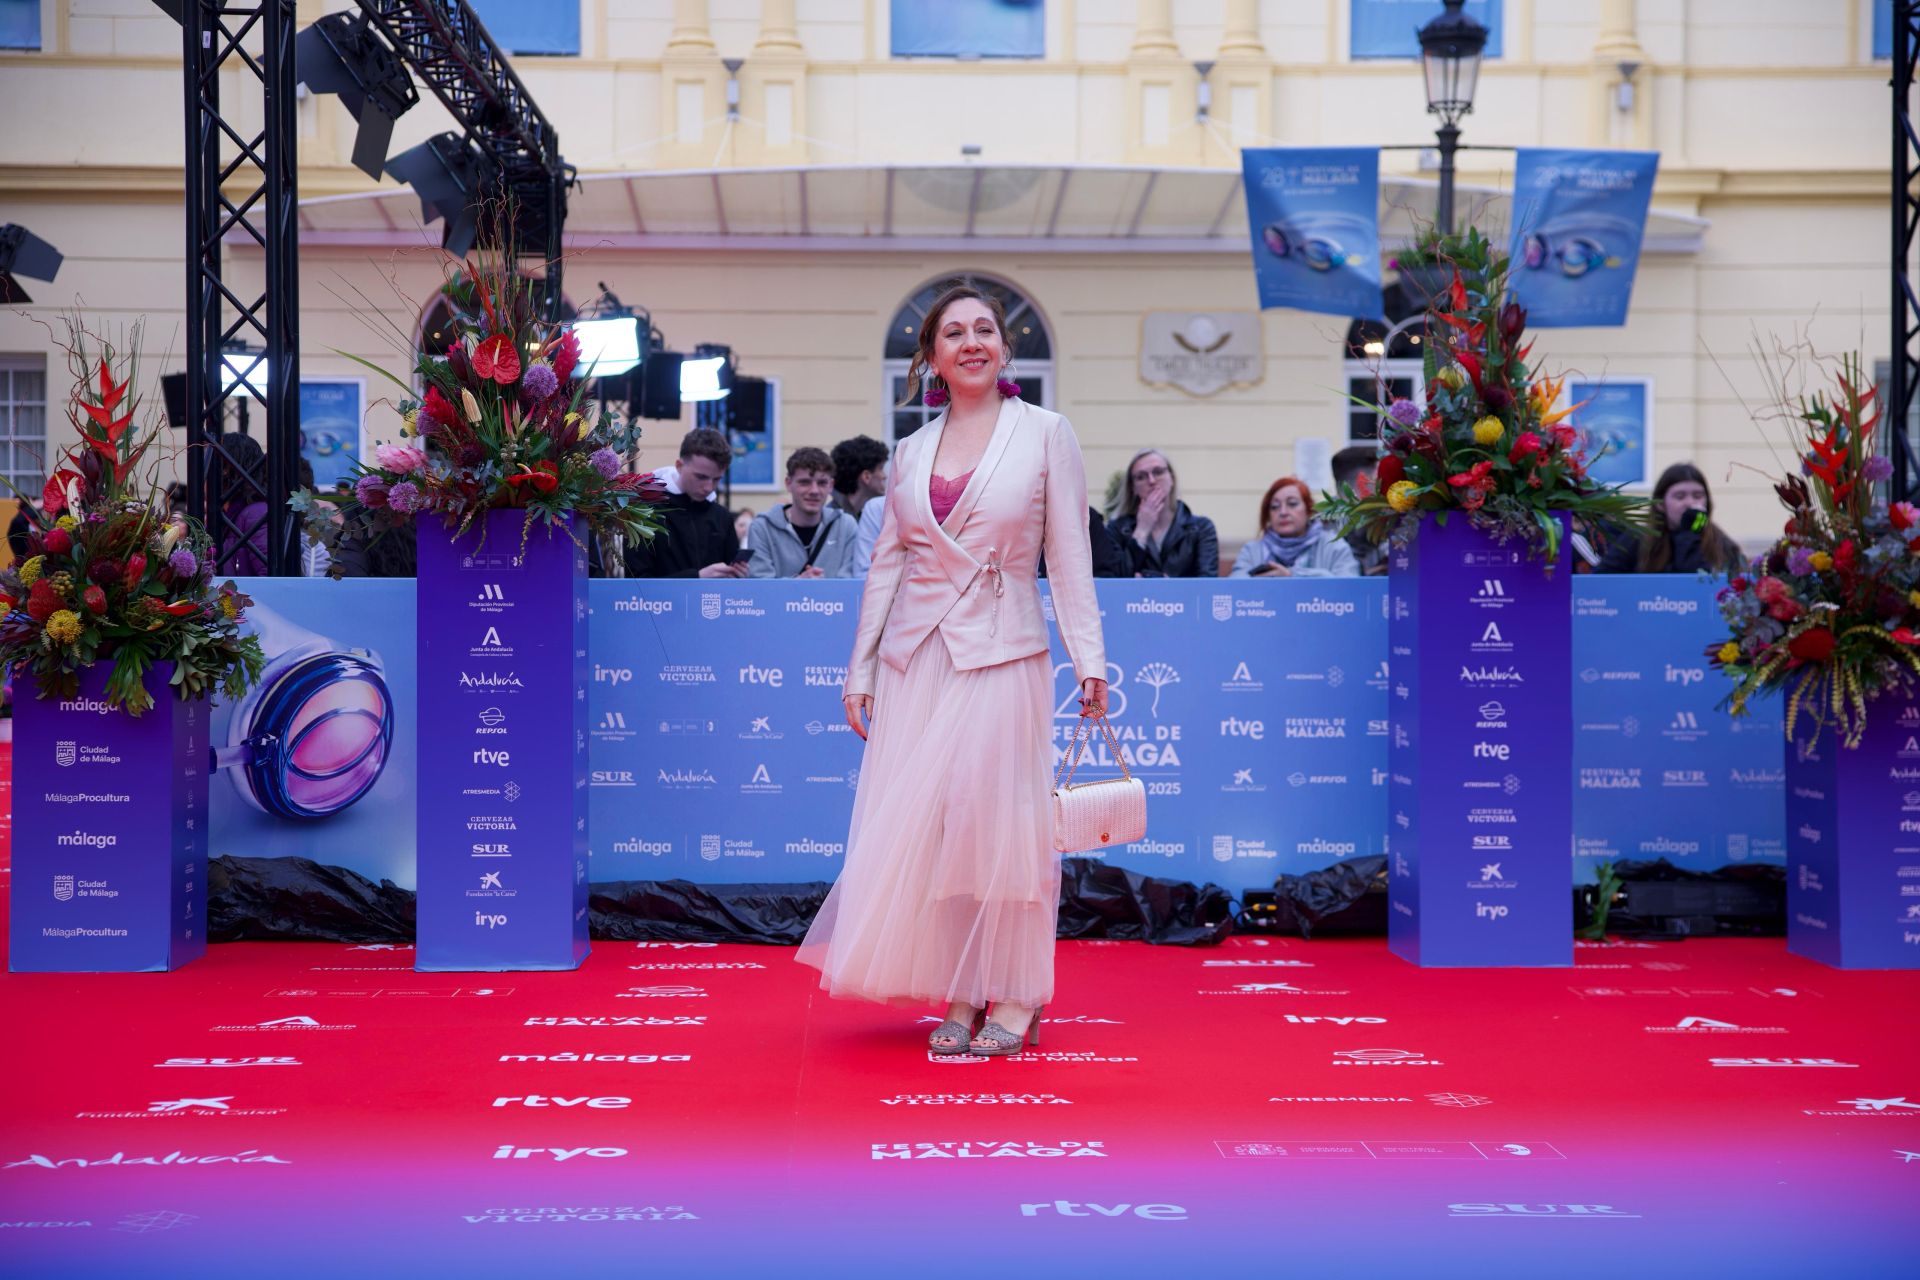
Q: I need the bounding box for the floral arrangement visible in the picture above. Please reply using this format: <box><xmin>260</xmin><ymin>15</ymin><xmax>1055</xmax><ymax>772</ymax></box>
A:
<box><xmin>1321</xmin><ymin>227</ymin><xmax>1654</xmax><ymax>563</ymax></box>
<box><xmin>1710</xmin><ymin>353</ymin><xmax>1916</xmax><ymax>748</ymax></box>
<box><xmin>0</xmin><ymin>323</ymin><xmax>265</xmax><ymax>715</ymax></box>
<box><xmin>297</xmin><ymin>243</ymin><xmax>665</xmax><ymax>560</ymax></box>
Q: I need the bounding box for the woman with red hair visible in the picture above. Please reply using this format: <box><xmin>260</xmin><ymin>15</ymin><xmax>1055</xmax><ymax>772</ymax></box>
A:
<box><xmin>1230</xmin><ymin>477</ymin><xmax>1359</xmax><ymax>577</ymax></box>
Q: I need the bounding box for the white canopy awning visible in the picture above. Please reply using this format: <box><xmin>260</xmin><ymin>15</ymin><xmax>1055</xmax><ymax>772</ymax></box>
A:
<box><xmin>290</xmin><ymin>163</ymin><xmax>1708</xmax><ymax>256</ymax></box>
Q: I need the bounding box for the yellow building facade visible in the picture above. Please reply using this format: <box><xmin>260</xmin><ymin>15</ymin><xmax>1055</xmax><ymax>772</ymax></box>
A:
<box><xmin>0</xmin><ymin>0</ymin><xmax>1897</xmax><ymax>547</ymax></box>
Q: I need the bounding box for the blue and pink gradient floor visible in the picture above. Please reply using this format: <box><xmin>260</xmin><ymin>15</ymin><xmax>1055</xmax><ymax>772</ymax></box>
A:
<box><xmin>1</xmin><ymin>923</ymin><xmax>1915</xmax><ymax>1279</ymax></box>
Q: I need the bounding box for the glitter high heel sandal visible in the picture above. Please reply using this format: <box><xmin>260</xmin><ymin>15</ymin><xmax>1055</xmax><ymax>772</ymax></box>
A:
<box><xmin>928</xmin><ymin>1008</ymin><xmax>984</xmax><ymax>1056</ymax></box>
<box><xmin>968</xmin><ymin>1005</ymin><xmax>1044</xmax><ymax>1057</ymax></box>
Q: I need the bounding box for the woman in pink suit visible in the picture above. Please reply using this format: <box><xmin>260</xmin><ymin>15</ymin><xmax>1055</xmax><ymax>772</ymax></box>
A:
<box><xmin>795</xmin><ymin>283</ymin><xmax>1109</xmax><ymax>1056</ymax></box>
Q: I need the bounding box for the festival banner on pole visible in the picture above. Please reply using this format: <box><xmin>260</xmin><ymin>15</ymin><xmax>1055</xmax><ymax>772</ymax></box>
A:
<box><xmin>1507</xmin><ymin>148</ymin><xmax>1659</xmax><ymax>328</ymax></box>
<box><xmin>1242</xmin><ymin>147</ymin><xmax>1386</xmax><ymax>321</ymax></box>
<box><xmin>10</xmin><ymin>664</ymin><xmax>207</xmax><ymax>972</ymax></box>
<box><xmin>1389</xmin><ymin>520</ymin><xmax>1572</xmax><ymax>968</ymax></box>
<box><xmin>415</xmin><ymin>512</ymin><xmax>589</xmax><ymax>971</ymax></box>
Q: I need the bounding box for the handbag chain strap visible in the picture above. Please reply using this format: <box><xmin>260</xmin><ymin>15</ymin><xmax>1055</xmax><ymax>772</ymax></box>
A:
<box><xmin>1053</xmin><ymin>712</ymin><xmax>1132</xmax><ymax>790</ymax></box>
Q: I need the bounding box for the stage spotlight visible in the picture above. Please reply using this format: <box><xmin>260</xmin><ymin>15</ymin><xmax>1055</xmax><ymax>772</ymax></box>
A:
<box><xmin>727</xmin><ymin>377</ymin><xmax>769</xmax><ymax>433</ymax></box>
<box><xmin>636</xmin><ymin>351</ymin><xmax>687</xmax><ymax>420</ymax></box>
<box><xmin>0</xmin><ymin>224</ymin><xmax>63</xmax><ymax>305</ymax></box>
<box><xmin>385</xmin><ymin>132</ymin><xmax>494</xmax><ymax>258</ymax></box>
<box><xmin>681</xmin><ymin>344</ymin><xmax>734</xmax><ymax>403</ymax></box>
<box><xmin>296</xmin><ymin>12</ymin><xmax>419</xmax><ymax>180</ymax></box>
<box><xmin>221</xmin><ymin>344</ymin><xmax>270</xmax><ymax>400</ymax></box>
<box><xmin>573</xmin><ymin>316</ymin><xmax>643</xmax><ymax>378</ymax></box>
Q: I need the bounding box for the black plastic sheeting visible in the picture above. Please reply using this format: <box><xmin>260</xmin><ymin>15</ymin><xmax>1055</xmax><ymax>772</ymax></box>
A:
<box><xmin>589</xmin><ymin>881</ymin><xmax>829</xmax><ymax>944</ymax></box>
<box><xmin>209</xmin><ymin>855</ymin><xmax>416</xmax><ymax>943</ymax></box>
<box><xmin>1262</xmin><ymin>855</ymin><xmax>1389</xmax><ymax>939</ymax></box>
<box><xmin>1576</xmin><ymin>858</ymin><xmax>1786</xmax><ymax>938</ymax></box>
<box><xmin>1055</xmin><ymin>857</ymin><xmax>1233</xmax><ymax>945</ymax></box>
<box><xmin>207</xmin><ymin>856</ymin><xmax>1235</xmax><ymax>946</ymax></box>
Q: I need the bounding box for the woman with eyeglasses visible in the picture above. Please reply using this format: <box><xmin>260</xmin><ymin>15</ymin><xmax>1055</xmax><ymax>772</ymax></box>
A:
<box><xmin>1108</xmin><ymin>449</ymin><xmax>1221</xmax><ymax>578</ymax></box>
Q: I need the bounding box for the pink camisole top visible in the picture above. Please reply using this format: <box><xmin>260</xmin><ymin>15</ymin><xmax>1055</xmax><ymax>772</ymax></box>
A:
<box><xmin>929</xmin><ymin>469</ymin><xmax>975</xmax><ymax>526</ymax></box>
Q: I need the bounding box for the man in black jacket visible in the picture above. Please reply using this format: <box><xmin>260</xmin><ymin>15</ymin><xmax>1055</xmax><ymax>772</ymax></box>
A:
<box><xmin>623</xmin><ymin>428</ymin><xmax>747</xmax><ymax>579</ymax></box>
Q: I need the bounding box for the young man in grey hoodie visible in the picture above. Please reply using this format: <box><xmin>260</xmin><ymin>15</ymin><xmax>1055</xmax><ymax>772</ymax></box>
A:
<box><xmin>746</xmin><ymin>446</ymin><xmax>860</xmax><ymax>578</ymax></box>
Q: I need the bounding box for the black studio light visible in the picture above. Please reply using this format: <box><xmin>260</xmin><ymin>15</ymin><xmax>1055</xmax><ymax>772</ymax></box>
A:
<box><xmin>297</xmin><ymin>11</ymin><xmax>420</xmax><ymax>180</ymax></box>
<box><xmin>0</xmin><ymin>224</ymin><xmax>63</xmax><ymax>305</ymax></box>
<box><xmin>385</xmin><ymin>132</ymin><xmax>495</xmax><ymax>258</ymax></box>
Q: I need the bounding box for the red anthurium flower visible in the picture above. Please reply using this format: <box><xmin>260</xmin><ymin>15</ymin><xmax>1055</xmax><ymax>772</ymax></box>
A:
<box><xmin>42</xmin><ymin>467</ymin><xmax>82</xmax><ymax>515</ymax></box>
<box><xmin>156</xmin><ymin>600</ymin><xmax>202</xmax><ymax>617</ymax></box>
<box><xmin>1787</xmin><ymin>627</ymin><xmax>1835</xmax><ymax>662</ymax></box>
<box><xmin>471</xmin><ymin>333</ymin><xmax>523</xmax><ymax>386</ymax></box>
<box><xmin>1892</xmin><ymin>627</ymin><xmax>1920</xmax><ymax>646</ymax></box>
<box><xmin>1508</xmin><ymin>431</ymin><xmax>1543</xmax><ymax>464</ymax></box>
<box><xmin>1376</xmin><ymin>455</ymin><xmax>1406</xmax><ymax>490</ymax></box>
<box><xmin>506</xmin><ymin>461</ymin><xmax>561</xmax><ymax>495</ymax></box>
<box><xmin>1892</xmin><ymin>502</ymin><xmax>1918</xmax><ymax>531</ymax></box>
<box><xmin>1835</xmin><ymin>539</ymin><xmax>1858</xmax><ymax>576</ymax></box>
<box><xmin>1448</xmin><ymin>460</ymin><xmax>1495</xmax><ymax>490</ymax></box>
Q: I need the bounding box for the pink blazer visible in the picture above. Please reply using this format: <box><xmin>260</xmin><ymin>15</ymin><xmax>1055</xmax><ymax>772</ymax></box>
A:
<box><xmin>844</xmin><ymin>396</ymin><xmax>1106</xmax><ymax>699</ymax></box>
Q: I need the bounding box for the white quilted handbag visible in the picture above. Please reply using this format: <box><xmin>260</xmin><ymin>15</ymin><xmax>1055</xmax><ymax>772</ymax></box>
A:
<box><xmin>1051</xmin><ymin>713</ymin><xmax>1147</xmax><ymax>854</ymax></box>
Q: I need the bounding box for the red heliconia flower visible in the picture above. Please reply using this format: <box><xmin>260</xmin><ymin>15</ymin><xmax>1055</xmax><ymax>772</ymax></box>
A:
<box><xmin>471</xmin><ymin>333</ymin><xmax>522</xmax><ymax>386</ymax></box>
<box><xmin>1787</xmin><ymin>627</ymin><xmax>1835</xmax><ymax>663</ymax></box>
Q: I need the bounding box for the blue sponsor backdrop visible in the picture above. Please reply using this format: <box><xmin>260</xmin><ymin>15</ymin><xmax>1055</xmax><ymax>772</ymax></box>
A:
<box><xmin>1570</xmin><ymin>578</ymin><xmax>1786</xmax><ymax>876</ymax></box>
<box><xmin>1242</xmin><ymin>148</ymin><xmax>1386</xmax><ymax>322</ymax></box>
<box><xmin>1508</xmin><ymin>148</ymin><xmax>1659</xmax><ymax>329</ymax></box>
<box><xmin>214</xmin><ymin>575</ymin><xmax>1784</xmax><ymax>895</ymax></box>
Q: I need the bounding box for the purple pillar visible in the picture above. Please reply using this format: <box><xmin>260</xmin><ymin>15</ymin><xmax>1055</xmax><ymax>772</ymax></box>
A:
<box><xmin>1786</xmin><ymin>691</ymin><xmax>1920</xmax><ymax>969</ymax></box>
<box><xmin>415</xmin><ymin>509</ymin><xmax>589</xmax><ymax>971</ymax></box>
<box><xmin>9</xmin><ymin>663</ymin><xmax>207</xmax><ymax>972</ymax></box>
<box><xmin>1388</xmin><ymin>516</ymin><xmax>1572</xmax><ymax>967</ymax></box>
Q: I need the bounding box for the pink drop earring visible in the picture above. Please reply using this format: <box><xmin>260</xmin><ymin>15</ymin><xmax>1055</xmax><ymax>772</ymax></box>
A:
<box><xmin>995</xmin><ymin>377</ymin><xmax>1021</xmax><ymax>399</ymax></box>
<box><xmin>922</xmin><ymin>382</ymin><xmax>949</xmax><ymax>407</ymax></box>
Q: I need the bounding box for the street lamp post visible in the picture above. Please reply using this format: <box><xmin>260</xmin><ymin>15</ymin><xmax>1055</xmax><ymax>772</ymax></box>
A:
<box><xmin>1417</xmin><ymin>0</ymin><xmax>1490</xmax><ymax>235</ymax></box>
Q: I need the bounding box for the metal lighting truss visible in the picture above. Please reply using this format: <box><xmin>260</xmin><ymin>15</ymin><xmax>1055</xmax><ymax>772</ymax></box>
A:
<box><xmin>172</xmin><ymin>0</ymin><xmax>570</xmax><ymax>574</ymax></box>
<box><xmin>1894</xmin><ymin>0</ymin><xmax>1920</xmax><ymax>503</ymax></box>
<box><xmin>179</xmin><ymin>0</ymin><xmax>302</xmax><ymax>576</ymax></box>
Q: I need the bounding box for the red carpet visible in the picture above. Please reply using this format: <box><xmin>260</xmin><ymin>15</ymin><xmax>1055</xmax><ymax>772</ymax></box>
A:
<box><xmin>1</xmin><ymin>919</ymin><xmax>1916</xmax><ymax>1278</ymax></box>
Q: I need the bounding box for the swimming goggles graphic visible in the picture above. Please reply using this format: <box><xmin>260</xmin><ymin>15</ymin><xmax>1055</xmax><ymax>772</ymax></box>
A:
<box><xmin>1261</xmin><ymin>218</ymin><xmax>1369</xmax><ymax>272</ymax></box>
<box><xmin>1517</xmin><ymin>216</ymin><xmax>1634</xmax><ymax>278</ymax></box>
<box><xmin>213</xmin><ymin>603</ymin><xmax>394</xmax><ymax>820</ymax></box>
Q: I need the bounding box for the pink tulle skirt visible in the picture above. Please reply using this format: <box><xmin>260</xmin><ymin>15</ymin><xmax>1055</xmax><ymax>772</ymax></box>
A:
<box><xmin>795</xmin><ymin>635</ymin><xmax>1058</xmax><ymax>1009</ymax></box>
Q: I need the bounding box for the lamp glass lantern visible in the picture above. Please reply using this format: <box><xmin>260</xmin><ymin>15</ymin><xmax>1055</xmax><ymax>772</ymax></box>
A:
<box><xmin>1417</xmin><ymin>0</ymin><xmax>1489</xmax><ymax>125</ymax></box>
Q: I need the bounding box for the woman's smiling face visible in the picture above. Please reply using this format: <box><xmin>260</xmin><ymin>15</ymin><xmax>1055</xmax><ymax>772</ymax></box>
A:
<box><xmin>929</xmin><ymin>298</ymin><xmax>1006</xmax><ymax>397</ymax></box>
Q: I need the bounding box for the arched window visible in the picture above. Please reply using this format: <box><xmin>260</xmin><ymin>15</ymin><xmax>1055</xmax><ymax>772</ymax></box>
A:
<box><xmin>1341</xmin><ymin>285</ymin><xmax>1431</xmax><ymax>447</ymax></box>
<box><xmin>414</xmin><ymin>280</ymin><xmax>575</xmax><ymax>367</ymax></box>
<box><xmin>883</xmin><ymin>275</ymin><xmax>1053</xmax><ymax>442</ymax></box>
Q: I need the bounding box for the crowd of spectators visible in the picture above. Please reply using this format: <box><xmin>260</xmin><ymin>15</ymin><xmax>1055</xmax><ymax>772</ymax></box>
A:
<box><xmin>0</xmin><ymin>428</ymin><xmax>1744</xmax><ymax>584</ymax></box>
